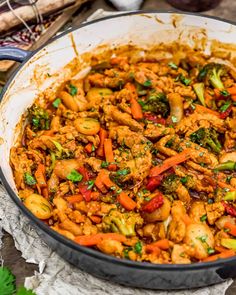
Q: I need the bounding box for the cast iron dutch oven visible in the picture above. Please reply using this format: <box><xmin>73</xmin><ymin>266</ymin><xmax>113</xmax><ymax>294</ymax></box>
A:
<box><xmin>0</xmin><ymin>11</ymin><xmax>236</xmax><ymax>290</ymax></box>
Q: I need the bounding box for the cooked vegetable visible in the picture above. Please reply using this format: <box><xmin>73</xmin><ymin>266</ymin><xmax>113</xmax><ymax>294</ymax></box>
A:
<box><xmin>141</xmin><ymin>91</ymin><xmax>170</xmax><ymax>118</ymax></box>
<box><xmin>102</xmin><ymin>210</ymin><xmax>143</xmax><ymax>237</ymax></box>
<box><xmin>28</xmin><ymin>104</ymin><xmax>50</xmax><ymax>131</ymax></box>
<box><xmin>24</xmin><ymin>193</ymin><xmax>52</xmax><ymax>219</ymax></box>
<box><xmin>190</xmin><ymin>128</ymin><xmax>222</xmax><ymax>154</ymax></box>
<box><xmin>74</xmin><ymin>118</ymin><xmax>100</xmax><ymax>135</ymax></box>
<box><xmin>11</xmin><ymin>43</ymin><xmax>236</xmax><ymax>264</ymax></box>
<box><xmin>193</xmin><ymin>83</ymin><xmax>205</xmax><ymax>106</ymax></box>
<box><xmin>198</xmin><ymin>63</ymin><xmax>226</xmax><ymax>89</ymax></box>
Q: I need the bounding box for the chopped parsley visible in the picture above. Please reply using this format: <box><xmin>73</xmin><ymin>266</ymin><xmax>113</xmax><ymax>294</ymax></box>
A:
<box><xmin>66</xmin><ymin>169</ymin><xmax>83</xmax><ymax>182</ymax></box>
<box><xmin>197</xmin><ymin>235</ymin><xmax>207</xmax><ymax>243</ymax></box>
<box><xmin>220</xmin><ymin>90</ymin><xmax>230</xmax><ymax>97</ymax></box>
<box><xmin>200</xmin><ymin>214</ymin><xmax>207</xmax><ymax>222</ymax></box>
<box><xmin>24</xmin><ymin>172</ymin><xmax>36</xmax><ymax>186</ymax></box>
<box><xmin>207</xmin><ymin>247</ymin><xmax>215</xmax><ymax>255</ymax></box>
<box><xmin>123</xmin><ymin>247</ymin><xmax>132</xmax><ymax>259</ymax></box>
<box><xmin>116</xmin><ymin>168</ymin><xmax>130</xmax><ymax>176</ymax></box>
<box><xmin>101</xmin><ymin>161</ymin><xmax>109</xmax><ymax>168</ymax></box>
<box><xmin>176</xmin><ymin>74</ymin><xmax>191</xmax><ymax>86</ymax></box>
<box><xmin>134</xmin><ymin>241</ymin><xmax>142</xmax><ymax>254</ymax></box>
<box><xmin>168</xmin><ymin>62</ymin><xmax>178</xmax><ymax>70</ymax></box>
<box><xmin>87</xmin><ymin>180</ymin><xmax>95</xmax><ymax>190</ymax></box>
<box><xmin>143</xmin><ymin>79</ymin><xmax>152</xmax><ymax>87</ymax></box>
<box><xmin>52</xmin><ymin>98</ymin><xmax>61</xmax><ymax>108</ymax></box>
<box><xmin>171</xmin><ymin>115</ymin><xmax>178</xmax><ymax>123</ymax></box>
<box><xmin>180</xmin><ymin>176</ymin><xmax>188</xmax><ymax>184</ymax></box>
<box><xmin>69</xmin><ymin>84</ymin><xmax>78</xmax><ymax>96</ymax></box>
<box><xmin>219</xmin><ymin>101</ymin><xmax>231</xmax><ymax>113</ymax></box>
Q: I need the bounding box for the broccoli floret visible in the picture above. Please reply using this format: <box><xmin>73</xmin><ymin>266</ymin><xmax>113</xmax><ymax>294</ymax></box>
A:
<box><xmin>193</xmin><ymin>83</ymin><xmax>205</xmax><ymax>106</ymax></box>
<box><xmin>141</xmin><ymin>91</ymin><xmax>170</xmax><ymax>118</ymax></box>
<box><xmin>190</xmin><ymin>127</ymin><xmax>222</xmax><ymax>154</ymax></box>
<box><xmin>28</xmin><ymin>104</ymin><xmax>50</xmax><ymax>131</ymax></box>
<box><xmin>161</xmin><ymin>174</ymin><xmax>180</xmax><ymax>194</ymax></box>
<box><xmin>102</xmin><ymin>210</ymin><xmax>143</xmax><ymax>237</ymax></box>
<box><xmin>198</xmin><ymin>63</ymin><xmax>226</xmax><ymax>89</ymax></box>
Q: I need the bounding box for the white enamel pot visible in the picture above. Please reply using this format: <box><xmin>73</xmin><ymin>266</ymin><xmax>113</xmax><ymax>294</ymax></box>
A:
<box><xmin>0</xmin><ymin>12</ymin><xmax>236</xmax><ymax>289</ymax></box>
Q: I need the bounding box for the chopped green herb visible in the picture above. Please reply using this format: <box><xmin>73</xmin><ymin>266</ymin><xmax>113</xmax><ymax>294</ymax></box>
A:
<box><xmin>87</xmin><ymin>180</ymin><xmax>95</xmax><ymax>190</ymax></box>
<box><xmin>134</xmin><ymin>241</ymin><xmax>142</xmax><ymax>254</ymax></box>
<box><xmin>176</xmin><ymin>74</ymin><xmax>191</xmax><ymax>86</ymax></box>
<box><xmin>69</xmin><ymin>84</ymin><xmax>78</xmax><ymax>96</ymax></box>
<box><xmin>116</xmin><ymin>168</ymin><xmax>130</xmax><ymax>176</ymax></box>
<box><xmin>24</xmin><ymin>172</ymin><xmax>36</xmax><ymax>186</ymax></box>
<box><xmin>144</xmin><ymin>197</ymin><xmax>151</xmax><ymax>201</ymax></box>
<box><xmin>207</xmin><ymin>247</ymin><xmax>215</xmax><ymax>255</ymax></box>
<box><xmin>180</xmin><ymin>177</ymin><xmax>188</xmax><ymax>184</ymax></box>
<box><xmin>91</xmin><ymin>144</ymin><xmax>95</xmax><ymax>152</ymax></box>
<box><xmin>143</xmin><ymin>79</ymin><xmax>152</xmax><ymax>87</ymax></box>
<box><xmin>200</xmin><ymin>214</ymin><xmax>207</xmax><ymax>222</ymax></box>
<box><xmin>52</xmin><ymin>98</ymin><xmax>61</xmax><ymax>108</ymax></box>
<box><xmin>123</xmin><ymin>247</ymin><xmax>132</xmax><ymax>259</ymax></box>
<box><xmin>116</xmin><ymin>188</ymin><xmax>123</xmax><ymax>194</ymax></box>
<box><xmin>138</xmin><ymin>100</ymin><xmax>146</xmax><ymax>107</ymax></box>
<box><xmin>66</xmin><ymin>169</ymin><xmax>83</xmax><ymax>182</ymax></box>
<box><xmin>226</xmin><ymin>175</ymin><xmax>233</xmax><ymax>183</ymax></box>
<box><xmin>171</xmin><ymin>115</ymin><xmax>178</xmax><ymax>123</ymax></box>
<box><xmin>197</xmin><ymin>235</ymin><xmax>207</xmax><ymax>243</ymax></box>
<box><xmin>179</xmin><ymin>252</ymin><xmax>186</xmax><ymax>258</ymax></box>
<box><xmin>219</xmin><ymin>101</ymin><xmax>231</xmax><ymax>113</ymax></box>
<box><xmin>101</xmin><ymin>161</ymin><xmax>109</xmax><ymax>168</ymax></box>
<box><xmin>168</xmin><ymin>62</ymin><xmax>178</xmax><ymax>70</ymax></box>
<box><xmin>220</xmin><ymin>90</ymin><xmax>230</xmax><ymax>97</ymax></box>
<box><xmin>142</xmin><ymin>189</ymin><xmax>149</xmax><ymax>194</ymax></box>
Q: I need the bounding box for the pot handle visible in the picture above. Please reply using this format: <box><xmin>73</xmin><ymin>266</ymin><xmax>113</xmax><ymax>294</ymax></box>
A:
<box><xmin>0</xmin><ymin>47</ymin><xmax>32</xmax><ymax>63</ymax></box>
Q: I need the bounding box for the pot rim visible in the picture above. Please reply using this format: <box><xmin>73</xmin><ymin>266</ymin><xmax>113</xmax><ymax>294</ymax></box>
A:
<box><xmin>1</xmin><ymin>10</ymin><xmax>236</xmax><ymax>271</ymax></box>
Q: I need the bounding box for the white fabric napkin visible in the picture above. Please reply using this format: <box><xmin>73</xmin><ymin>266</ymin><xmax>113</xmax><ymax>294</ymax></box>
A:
<box><xmin>0</xmin><ymin>9</ymin><xmax>234</xmax><ymax>295</ymax></box>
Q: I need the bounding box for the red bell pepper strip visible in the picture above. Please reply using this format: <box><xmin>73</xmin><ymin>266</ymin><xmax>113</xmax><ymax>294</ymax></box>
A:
<box><xmin>79</xmin><ymin>183</ymin><xmax>92</xmax><ymax>202</ymax></box>
<box><xmin>146</xmin><ymin>175</ymin><xmax>163</xmax><ymax>192</ymax></box>
<box><xmin>219</xmin><ymin>105</ymin><xmax>232</xmax><ymax>119</ymax></box>
<box><xmin>78</xmin><ymin>166</ymin><xmax>89</xmax><ymax>181</ymax></box>
<box><xmin>143</xmin><ymin>113</ymin><xmax>166</xmax><ymax>125</ymax></box>
<box><xmin>142</xmin><ymin>192</ymin><xmax>164</xmax><ymax>213</ymax></box>
<box><xmin>222</xmin><ymin>201</ymin><xmax>236</xmax><ymax>217</ymax></box>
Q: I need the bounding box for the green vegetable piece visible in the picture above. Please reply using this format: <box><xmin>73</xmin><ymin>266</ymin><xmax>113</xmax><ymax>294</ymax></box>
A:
<box><xmin>190</xmin><ymin>127</ymin><xmax>222</xmax><ymax>154</ymax></box>
<box><xmin>0</xmin><ymin>266</ymin><xmax>16</xmax><ymax>295</ymax></box>
<box><xmin>207</xmin><ymin>247</ymin><xmax>215</xmax><ymax>255</ymax></box>
<box><xmin>141</xmin><ymin>91</ymin><xmax>170</xmax><ymax>118</ymax></box>
<box><xmin>52</xmin><ymin>98</ymin><xmax>61</xmax><ymax>108</ymax></box>
<box><xmin>123</xmin><ymin>247</ymin><xmax>132</xmax><ymax>259</ymax></box>
<box><xmin>177</xmin><ymin>74</ymin><xmax>191</xmax><ymax>86</ymax></box>
<box><xmin>102</xmin><ymin>210</ymin><xmax>143</xmax><ymax>237</ymax></box>
<box><xmin>200</xmin><ymin>214</ymin><xmax>207</xmax><ymax>222</ymax></box>
<box><xmin>220</xmin><ymin>90</ymin><xmax>230</xmax><ymax>97</ymax></box>
<box><xmin>16</xmin><ymin>286</ymin><xmax>36</xmax><ymax>295</ymax></box>
<box><xmin>134</xmin><ymin>241</ymin><xmax>142</xmax><ymax>254</ymax></box>
<box><xmin>143</xmin><ymin>79</ymin><xmax>152</xmax><ymax>87</ymax></box>
<box><xmin>69</xmin><ymin>84</ymin><xmax>78</xmax><ymax>96</ymax></box>
<box><xmin>24</xmin><ymin>172</ymin><xmax>36</xmax><ymax>186</ymax></box>
<box><xmin>66</xmin><ymin>169</ymin><xmax>83</xmax><ymax>183</ymax></box>
<box><xmin>223</xmin><ymin>191</ymin><xmax>236</xmax><ymax>202</ymax></box>
<box><xmin>198</xmin><ymin>63</ymin><xmax>225</xmax><ymax>89</ymax></box>
<box><xmin>219</xmin><ymin>101</ymin><xmax>231</xmax><ymax>113</ymax></box>
<box><xmin>180</xmin><ymin>177</ymin><xmax>188</xmax><ymax>184</ymax></box>
<box><xmin>28</xmin><ymin>104</ymin><xmax>50</xmax><ymax>131</ymax></box>
<box><xmin>171</xmin><ymin>115</ymin><xmax>178</xmax><ymax>123</ymax></box>
<box><xmin>168</xmin><ymin>62</ymin><xmax>178</xmax><ymax>70</ymax></box>
<box><xmin>221</xmin><ymin>238</ymin><xmax>236</xmax><ymax>250</ymax></box>
<box><xmin>101</xmin><ymin>161</ymin><xmax>109</xmax><ymax>168</ymax></box>
<box><xmin>87</xmin><ymin>180</ymin><xmax>95</xmax><ymax>190</ymax></box>
<box><xmin>116</xmin><ymin>168</ymin><xmax>130</xmax><ymax>176</ymax></box>
<box><xmin>215</xmin><ymin>161</ymin><xmax>236</xmax><ymax>171</ymax></box>
<box><xmin>197</xmin><ymin>235</ymin><xmax>207</xmax><ymax>243</ymax></box>
<box><xmin>193</xmin><ymin>83</ymin><xmax>206</xmax><ymax>106</ymax></box>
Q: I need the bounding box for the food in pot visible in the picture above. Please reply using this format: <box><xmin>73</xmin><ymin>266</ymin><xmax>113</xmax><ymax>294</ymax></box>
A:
<box><xmin>10</xmin><ymin>44</ymin><xmax>236</xmax><ymax>264</ymax></box>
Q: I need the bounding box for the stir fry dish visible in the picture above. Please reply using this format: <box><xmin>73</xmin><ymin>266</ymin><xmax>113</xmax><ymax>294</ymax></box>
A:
<box><xmin>10</xmin><ymin>44</ymin><xmax>236</xmax><ymax>264</ymax></box>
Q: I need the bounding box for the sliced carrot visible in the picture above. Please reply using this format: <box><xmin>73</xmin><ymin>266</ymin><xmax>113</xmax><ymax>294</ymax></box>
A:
<box><xmin>227</xmin><ymin>85</ymin><xmax>236</xmax><ymax>95</ymax></box>
<box><xmin>202</xmin><ymin>249</ymin><xmax>235</xmax><ymax>262</ymax></box>
<box><xmin>149</xmin><ymin>239</ymin><xmax>170</xmax><ymax>250</ymax></box>
<box><xmin>74</xmin><ymin>233</ymin><xmax>126</xmax><ymax>246</ymax></box>
<box><xmin>224</xmin><ymin>222</ymin><xmax>236</xmax><ymax>237</ymax></box>
<box><xmin>90</xmin><ymin>215</ymin><xmax>102</xmax><ymax>224</ymax></box>
<box><xmin>96</xmin><ymin>128</ymin><xmax>108</xmax><ymax>157</ymax></box>
<box><xmin>35</xmin><ymin>164</ymin><xmax>47</xmax><ymax>188</ymax></box>
<box><xmin>91</xmin><ymin>191</ymin><xmax>100</xmax><ymax>200</ymax></box>
<box><xmin>66</xmin><ymin>194</ymin><xmax>83</xmax><ymax>204</ymax></box>
<box><xmin>130</xmin><ymin>97</ymin><xmax>143</xmax><ymax>120</ymax></box>
<box><xmin>181</xmin><ymin>214</ymin><xmax>192</xmax><ymax>226</ymax></box>
<box><xmin>95</xmin><ymin>170</ymin><xmax>116</xmax><ymax>192</ymax></box>
<box><xmin>149</xmin><ymin>149</ymin><xmax>192</xmax><ymax>177</ymax></box>
<box><xmin>95</xmin><ymin>172</ymin><xmax>107</xmax><ymax>193</ymax></box>
<box><xmin>117</xmin><ymin>192</ymin><xmax>137</xmax><ymax>211</ymax></box>
<box><xmin>104</xmin><ymin>138</ymin><xmax>116</xmax><ymax>171</ymax></box>
<box><xmin>42</xmin><ymin>187</ymin><xmax>49</xmax><ymax>199</ymax></box>
<box><xmin>231</xmin><ymin>95</ymin><xmax>236</xmax><ymax>102</ymax></box>
<box><xmin>85</xmin><ymin>143</ymin><xmax>93</xmax><ymax>153</ymax></box>
<box><xmin>214</xmin><ymin>88</ymin><xmax>221</xmax><ymax>98</ymax></box>
<box><xmin>215</xmin><ymin>246</ymin><xmax>228</xmax><ymax>253</ymax></box>
<box><xmin>194</xmin><ymin>104</ymin><xmax>220</xmax><ymax>117</ymax></box>
<box><xmin>145</xmin><ymin>244</ymin><xmax>161</xmax><ymax>256</ymax></box>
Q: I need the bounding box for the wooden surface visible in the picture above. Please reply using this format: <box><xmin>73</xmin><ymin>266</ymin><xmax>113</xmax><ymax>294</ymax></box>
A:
<box><xmin>1</xmin><ymin>0</ymin><xmax>236</xmax><ymax>293</ymax></box>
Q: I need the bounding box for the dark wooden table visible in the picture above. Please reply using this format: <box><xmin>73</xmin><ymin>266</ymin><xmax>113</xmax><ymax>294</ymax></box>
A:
<box><xmin>1</xmin><ymin>0</ymin><xmax>236</xmax><ymax>293</ymax></box>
